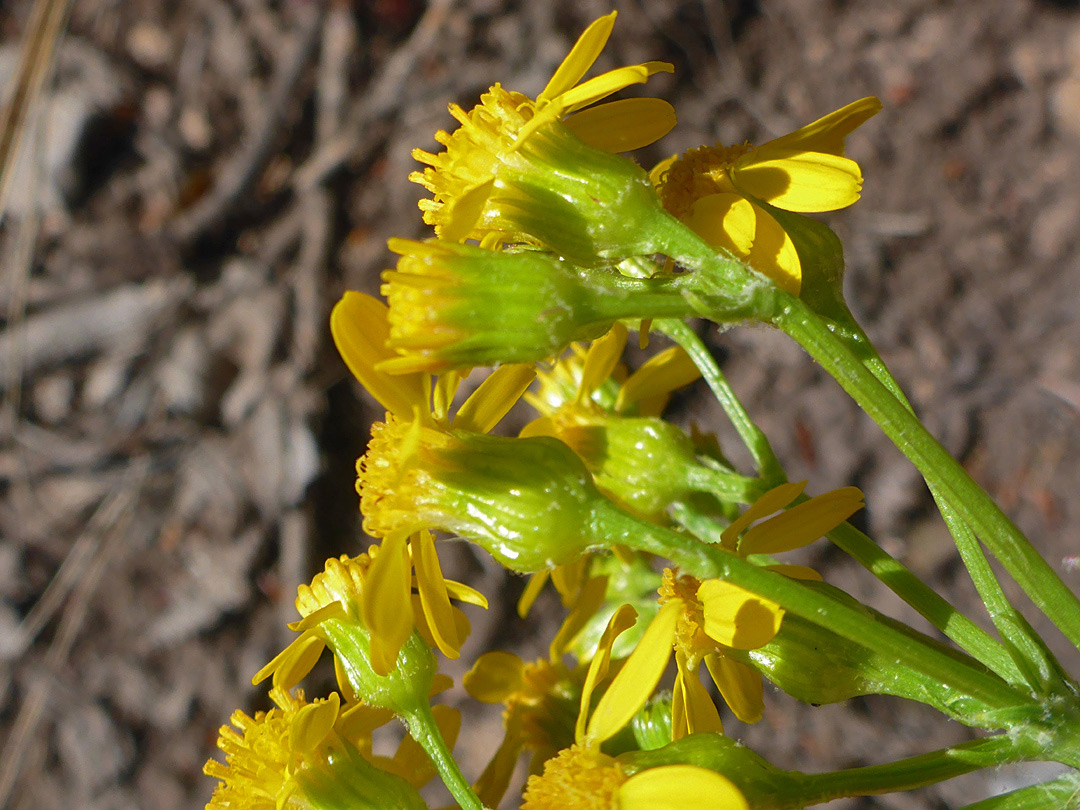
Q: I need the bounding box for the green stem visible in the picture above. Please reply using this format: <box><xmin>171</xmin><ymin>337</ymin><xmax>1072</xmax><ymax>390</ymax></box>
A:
<box><xmin>794</xmin><ymin>735</ymin><xmax>1031</xmax><ymax>808</ymax></box>
<box><xmin>838</xmin><ymin>318</ymin><xmax>1058</xmax><ymax>690</ymax></box>
<box><xmin>827</xmin><ymin>519</ymin><xmax>1025</xmax><ymax>686</ymax></box>
<box><xmin>654</xmin><ymin>318</ymin><xmax>785</xmax><ymax>484</ymax></box>
<box><xmin>593</xmin><ymin>501</ymin><xmax>1034</xmax><ymax>719</ymax></box>
<box><xmin>955</xmin><ymin>774</ymin><xmax>1080</xmax><ymax>810</ymax></box>
<box><xmin>770</xmin><ymin>295</ymin><xmax>1080</xmax><ymax>653</ymax></box>
<box><xmin>402</xmin><ymin>704</ymin><xmax>487</xmax><ymax>810</ymax></box>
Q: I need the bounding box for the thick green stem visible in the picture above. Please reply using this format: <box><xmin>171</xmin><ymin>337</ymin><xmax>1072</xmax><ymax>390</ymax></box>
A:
<box><xmin>794</xmin><ymin>735</ymin><xmax>1031</xmax><ymax>808</ymax></box>
<box><xmin>770</xmin><ymin>296</ymin><xmax>1080</xmax><ymax>652</ymax></box>
<box><xmin>402</xmin><ymin>704</ymin><xmax>486</xmax><ymax>810</ymax></box>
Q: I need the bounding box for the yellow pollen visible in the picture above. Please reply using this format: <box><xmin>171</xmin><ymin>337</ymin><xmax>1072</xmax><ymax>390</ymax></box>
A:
<box><xmin>659</xmin><ymin>568</ymin><xmax>716</xmax><ymax>670</ymax></box>
<box><xmin>522</xmin><ymin>743</ymin><xmax>625</xmax><ymax>810</ymax></box>
<box><xmin>657</xmin><ymin>142</ymin><xmax>755</xmax><ymax>219</ymax></box>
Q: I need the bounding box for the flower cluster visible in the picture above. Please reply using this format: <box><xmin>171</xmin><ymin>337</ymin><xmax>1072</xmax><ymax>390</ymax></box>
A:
<box><xmin>206</xmin><ymin>11</ymin><xmax>1080</xmax><ymax>810</ymax></box>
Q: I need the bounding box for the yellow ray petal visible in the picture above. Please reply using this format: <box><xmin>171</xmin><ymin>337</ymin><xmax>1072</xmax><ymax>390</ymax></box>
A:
<box><xmin>517</xmin><ymin>570</ymin><xmax>549</xmax><ymax>617</ymax></box>
<box><xmin>463</xmin><ymin>651</ymin><xmax>526</xmax><ymax>703</ymax></box>
<box><xmin>539</xmin><ymin>12</ymin><xmax>618</xmax><ymax>102</ymax></box>
<box><xmin>672</xmin><ymin>654</ymin><xmax>724</xmax><ymax>740</ymax></box>
<box><xmin>338</xmin><ymin>700</ymin><xmax>394</xmax><ymax>739</ymax></box>
<box><xmin>362</xmin><ymin>534</ymin><xmax>415</xmax><ymax>675</ymax></box>
<box><xmin>551</xmin><ymin>575</ymin><xmax>609</xmax><ymax>662</ymax></box>
<box><xmin>577</xmin><ymin>603</ymin><xmax>639</xmax><ymax>743</ymax></box>
<box><xmin>453</xmin><ymin>364</ymin><xmax>536</xmax><ymax>434</ymax></box>
<box><xmin>734</xmin><ymin>148</ymin><xmax>863</xmax><ymax>212</ymax></box>
<box><xmin>721</xmin><ymin>480</ymin><xmax>806</xmax><ymax>549</ymax></box>
<box><xmin>433</xmin><ymin>370</ymin><xmax>464</xmax><ymax>421</ymax></box>
<box><xmin>443</xmin><ymin>578</ymin><xmax>489</xmax><ymax>608</ymax></box>
<box><xmin>762</xmin><ymin>96</ymin><xmax>883</xmax><ymax>157</ymax></box>
<box><xmin>620</xmin><ymin>765</ymin><xmax>749</xmax><ymax>810</ymax></box>
<box><xmin>744</xmin><ymin>200</ymin><xmax>802</xmax><ymax>294</ymax></box>
<box><xmin>586</xmin><ymin>599</ymin><xmax>681</xmax><ymax>744</ymax></box>
<box><xmin>616</xmin><ymin>346</ymin><xmax>701</xmax><ymax>412</ymax></box>
<box><xmin>330</xmin><ymin>292</ymin><xmax>426</xmax><ymax>416</ymax></box>
<box><xmin>442</xmin><ymin>177</ymin><xmax>495</xmax><ymax>243</ymax></box>
<box><xmin>392</xmin><ymin>705</ymin><xmax>461</xmax><ymax>788</ymax></box>
<box><xmin>739</xmin><ymin>486</ymin><xmax>864</xmax><ymax>556</ymax></box>
<box><xmin>412</xmin><ymin>530</ymin><xmax>461</xmax><ymax>658</ymax></box>
<box><xmin>290</xmin><ymin>692</ymin><xmax>340</xmax><ymax>753</ymax></box>
<box><xmin>473</xmin><ymin>720</ymin><xmax>525</xmax><ymax>808</ymax></box>
<box><xmin>706</xmin><ymin>653</ymin><xmax>764</xmax><ymax>724</ymax></box>
<box><xmin>698</xmin><ymin>579</ymin><xmax>784</xmax><ymax>650</ymax></box>
<box><xmin>252</xmin><ymin>632</ymin><xmax>325</xmax><ymax>688</ymax></box>
<box><xmin>560</xmin><ymin>62</ymin><xmax>671</xmax><ymax>114</ymax></box>
<box><xmin>763</xmin><ymin>563</ymin><xmax>823</xmax><ymax>582</ymax></box>
<box><xmin>684</xmin><ymin>192</ymin><xmax>756</xmax><ymax>257</ymax></box>
<box><xmin>578</xmin><ymin>323</ymin><xmax>628</xmax><ymax>403</ymax></box>
<box><xmin>519</xmin><ymin>415</ymin><xmax>557</xmax><ymax>439</ymax></box>
<box><xmin>564</xmin><ymin>98</ymin><xmax>677</xmax><ymax>152</ymax></box>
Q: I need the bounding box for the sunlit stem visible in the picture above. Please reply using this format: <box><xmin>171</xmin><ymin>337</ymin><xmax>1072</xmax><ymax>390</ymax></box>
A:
<box><xmin>401</xmin><ymin>704</ymin><xmax>487</xmax><ymax>810</ymax></box>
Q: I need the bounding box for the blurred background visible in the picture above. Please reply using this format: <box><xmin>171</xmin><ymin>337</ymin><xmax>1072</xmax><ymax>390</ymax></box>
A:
<box><xmin>1</xmin><ymin>1</ymin><xmax>1079</xmax><ymax>808</ymax></box>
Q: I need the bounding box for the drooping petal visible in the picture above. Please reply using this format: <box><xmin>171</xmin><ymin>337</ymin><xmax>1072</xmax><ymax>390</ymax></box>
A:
<box><xmin>761</xmin><ymin>96</ymin><xmax>882</xmax><ymax>157</ymax></box>
<box><xmin>578</xmin><ymin>323</ymin><xmax>628</xmax><ymax>403</ymax></box>
<box><xmin>734</xmin><ymin>147</ymin><xmax>863</xmax><ymax>212</ymax></box>
<box><xmin>463</xmin><ymin>651</ymin><xmax>526</xmax><ymax>703</ymax></box>
<box><xmin>706</xmin><ymin>653</ymin><xmax>764</xmax><ymax>724</ymax></box>
<box><xmin>744</xmin><ymin>200</ymin><xmax>802</xmax><ymax>294</ymax></box>
<box><xmin>412</xmin><ymin>530</ymin><xmax>461</xmax><ymax>658</ymax></box>
<box><xmin>615</xmin><ymin>345</ymin><xmax>701</xmax><ymax>413</ymax></box>
<box><xmin>473</xmin><ymin>715</ymin><xmax>525</xmax><ymax>808</ymax></box>
<box><xmin>739</xmin><ymin>486</ymin><xmax>864</xmax><ymax>556</ymax></box>
<box><xmin>672</xmin><ymin>654</ymin><xmax>724</xmax><ymax>740</ymax></box>
<box><xmin>453</xmin><ymin>363</ymin><xmax>536</xmax><ymax>433</ymax></box>
<box><xmin>253</xmin><ymin>632</ymin><xmax>326</xmax><ymax>689</ymax></box>
<box><xmin>564</xmin><ymin>98</ymin><xmax>677</xmax><ymax>152</ymax></box>
<box><xmin>330</xmin><ymin>292</ymin><xmax>426</xmax><ymax>416</ymax></box>
<box><xmin>362</xmin><ymin>534</ymin><xmax>415</xmax><ymax>675</ymax></box>
<box><xmin>390</xmin><ymin>705</ymin><xmax>461</xmax><ymax>788</ymax></box>
<box><xmin>432</xmin><ymin>370</ymin><xmax>464</xmax><ymax>421</ymax></box>
<box><xmin>684</xmin><ymin>192</ymin><xmax>756</xmax><ymax>257</ymax></box>
<box><xmin>538</xmin><ymin>12</ymin><xmax>618</xmax><ymax>102</ymax></box>
<box><xmin>586</xmin><ymin>599</ymin><xmax>680</xmax><ymax>745</ymax></box>
<box><xmin>721</xmin><ymin>481</ymin><xmax>806</xmax><ymax>549</ymax></box>
<box><xmin>698</xmin><ymin>579</ymin><xmax>784</xmax><ymax>650</ymax></box>
<box><xmin>517</xmin><ymin>570</ymin><xmax>550</xmax><ymax>617</ymax></box>
<box><xmin>551</xmin><ymin>575</ymin><xmax>609</xmax><ymax>662</ymax></box>
<box><xmin>577</xmin><ymin>603</ymin><xmax>639</xmax><ymax>743</ymax></box>
<box><xmin>619</xmin><ymin>765</ymin><xmax>749</xmax><ymax>810</ymax></box>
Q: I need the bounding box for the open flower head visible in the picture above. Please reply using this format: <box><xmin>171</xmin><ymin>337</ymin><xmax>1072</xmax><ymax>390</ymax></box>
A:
<box><xmin>204</xmin><ymin>687</ymin><xmax>427</xmax><ymax>810</ymax></box>
<box><xmin>653</xmin><ymin>97</ymin><xmax>882</xmax><ymax>294</ymax></box>
<box><xmin>411</xmin><ymin>13</ymin><xmax>677</xmax><ymax>263</ymax></box>
<box><xmin>520</xmin><ymin>605</ymin><xmax>749</xmax><ymax>810</ymax></box>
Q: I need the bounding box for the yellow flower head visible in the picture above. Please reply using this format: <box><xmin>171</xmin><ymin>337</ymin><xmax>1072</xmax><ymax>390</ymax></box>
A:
<box><xmin>521</xmin><ymin>605</ymin><xmax>749</xmax><ymax>810</ymax></box>
<box><xmin>411</xmin><ymin>13</ymin><xmax>677</xmax><ymax>262</ymax></box>
<box><xmin>254</xmin><ymin>542</ymin><xmax>485</xmax><ymax>702</ymax></box>
<box><xmin>204</xmin><ymin>688</ymin><xmax>427</xmax><ymax>810</ymax></box>
<box><xmin>653</xmin><ymin>97</ymin><xmax>882</xmax><ymax>294</ymax></box>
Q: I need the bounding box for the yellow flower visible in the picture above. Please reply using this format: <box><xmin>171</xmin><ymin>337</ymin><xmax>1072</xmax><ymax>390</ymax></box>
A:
<box><xmin>254</xmin><ymin>546</ymin><xmax>484</xmax><ymax>695</ymax></box>
<box><xmin>203</xmin><ymin>687</ymin><xmax>428</xmax><ymax>810</ymax></box>
<box><xmin>411</xmin><ymin>13</ymin><xmax>676</xmax><ymax>259</ymax></box>
<box><xmin>653</xmin><ymin>97</ymin><xmax>882</xmax><ymax>294</ymax></box>
<box><xmin>520</xmin><ymin>605</ymin><xmax>749</xmax><ymax>810</ymax></box>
